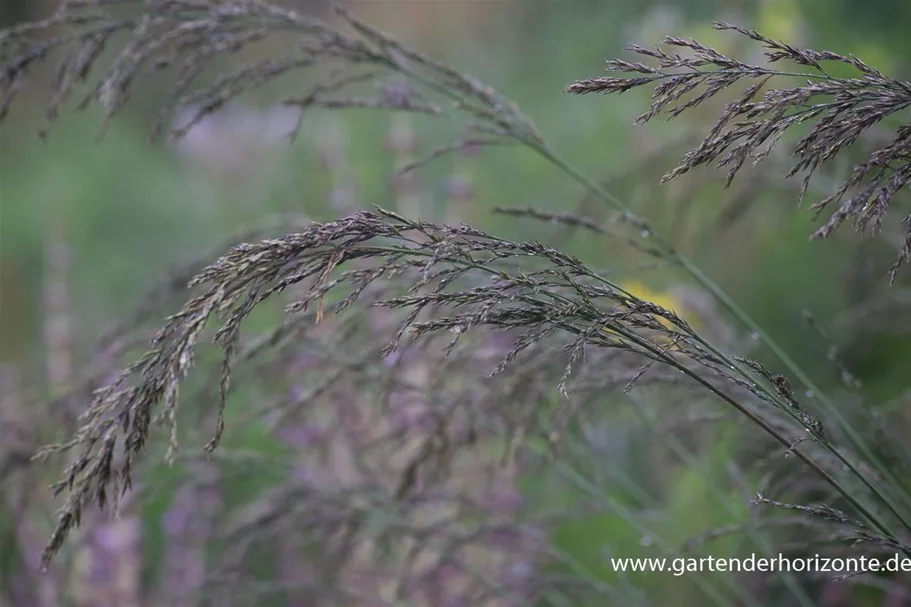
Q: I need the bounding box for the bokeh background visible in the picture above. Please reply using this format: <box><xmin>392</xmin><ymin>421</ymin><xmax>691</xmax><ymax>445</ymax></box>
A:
<box><xmin>2</xmin><ymin>1</ymin><xmax>911</xmax><ymax>606</ymax></box>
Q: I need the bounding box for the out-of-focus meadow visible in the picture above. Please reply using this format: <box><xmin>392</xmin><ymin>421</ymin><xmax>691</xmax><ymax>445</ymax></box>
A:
<box><xmin>1</xmin><ymin>1</ymin><xmax>911</xmax><ymax>606</ymax></box>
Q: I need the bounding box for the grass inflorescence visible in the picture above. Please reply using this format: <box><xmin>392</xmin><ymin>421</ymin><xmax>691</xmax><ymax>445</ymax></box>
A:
<box><xmin>2</xmin><ymin>2</ymin><xmax>911</xmax><ymax>604</ymax></box>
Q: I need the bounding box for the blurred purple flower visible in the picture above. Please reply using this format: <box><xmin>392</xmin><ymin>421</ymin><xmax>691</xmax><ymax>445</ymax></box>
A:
<box><xmin>460</xmin><ymin>140</ymin><xmax>483</xmax><ymax>158</ymax></box>
<box><xmin>392</xmin><ymin>403</ymin><xmax>433</xmax><ymax>432</ymax></box>
<box><xmin>446</xmin><ymin>174</ymin><xmax>475</xmax><ymax>202</ymax></box>
<box><xmin>172</xmin><ymin>104</ymin><xmax>301</xmax><ymax>174</ymax></box>
<box><xmin>276</xmin><ymin>421</ymin><xmax>328</xmax><ymax>449</ymax></box>
<box><xmin>162</xmin><ymin>505</ymin><xmax>190</xmax><ymax>536</ymax></box>
<box><xmin>481</xmin><ymin>487</ymin><xmax>523</xmax><ymax>515</ymax></box>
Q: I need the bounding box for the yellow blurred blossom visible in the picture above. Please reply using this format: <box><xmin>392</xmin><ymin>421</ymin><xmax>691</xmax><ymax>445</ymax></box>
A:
<box><xmin>602</xmin><ymin>279</ymin><xmax>700</xmax><ymax>347</ymax></box>
<box><xmin>619</xmin><ymin>280</ymin><xmax>686</xmax><ymax>328</ymax></box>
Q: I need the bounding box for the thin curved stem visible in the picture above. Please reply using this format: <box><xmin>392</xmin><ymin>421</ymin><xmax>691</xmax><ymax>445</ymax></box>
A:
<box><xmin>391</xmin><ymin>53</ymin><xmax>911</xmax><ymax>531</ymax></box>
<box><xmin>531</xmin><ymin>143</ymin><xmax>911</xmax><ymax>520</ymax></box>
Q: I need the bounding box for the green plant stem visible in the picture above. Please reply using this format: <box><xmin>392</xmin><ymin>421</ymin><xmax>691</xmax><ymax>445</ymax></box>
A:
<box><xmin>465</xmin><ymin>265</ymin><xmax>907</xmax><ymax>549</ymax></box>
<box><xmin>625</xmin><ymin>393</ymin><xmax>817</xmax><ymax>607</ymax></box>
<box><xmin>531</xmin><ymin>143</ymin><xmax>911</xmax><ymax>520</ymax></box>
<box><xmin>372</xmin><ymin>236</ymin><xmax>910</xmax><ymax>545</ymax></box>
<box><xmin>606</xmin><ymin>324</ymin><xmax>908</xmax><ymax>554</ymax></box>
<box><xmin>390</xmin><ymin>55</ymin><xmax>911</xmax><ymax>530</ymax></box>
<box><xmin>676</xmin><ymin>262</ymin><xmax>911</xmax><ymax>532</ymax></box>
<box><xmin>525</xmin><ymin>438</ymin><xmax>755</xmax><ymax>607</ymax></box>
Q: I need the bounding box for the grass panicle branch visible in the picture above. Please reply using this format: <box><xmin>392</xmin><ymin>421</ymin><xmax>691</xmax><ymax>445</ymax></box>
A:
<box><xmin>32</xmin><ymin>208</ymin><xmax>911</xmax><ymax>569</ymax></box>
<box><xmin>566</xmin><ymin>20</ymin><xmax>911</xmax><ymax>282</ymax></box>
<box><xmin>4</xmin><ymin>2</ymin><xmax>901</xmax><ymax>503</ymax></box>
<box><xmin>0</xmin><ymin>0</ymin><xmax>541</xmax><ymax>150</ymax></box>
<box><xmin>3</xmin><ymin>2</ymin><xmax>911</xmax><ymax>592</ymax></box>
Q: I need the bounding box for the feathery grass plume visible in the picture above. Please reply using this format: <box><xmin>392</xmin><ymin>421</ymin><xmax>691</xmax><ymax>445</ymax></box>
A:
<box><xmin>0</xmin><ymin>213</ymin><xmax>314</xmax><ymax>482</ymax></box>
<box><xmin>2</xmin><ymin>4</ymin><xmax>899</xmax><ymax>350</ymax></box>
<box><xmin>566</xmin><ymin>21</ymin><xmax>911</xmax><ymax>282</ymax></box>
<box><xmin>0</xmin><ymin>0</ymin><xmax>541</xmax><ymax>152</ymax></box>
<box><xmin>4</xmin><ymin>1</ymin><xmax>895</xmax><ymax>504</ymax></box>
<box><xmin>29</xmin><ymin>207</ymin><xmax>911</xmax><ymax>572</ymax></box>
<box><xmin>5</xmin><ymin>3</ymin><xmax>911</xmax><ymax>596</ymax></box>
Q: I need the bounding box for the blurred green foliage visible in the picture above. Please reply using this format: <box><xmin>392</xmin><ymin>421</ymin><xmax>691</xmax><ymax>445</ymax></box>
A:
<box><xmin>1</xmin><ymin>1</ymin><xmax>910</xmax><ymax>605</ymax></box>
